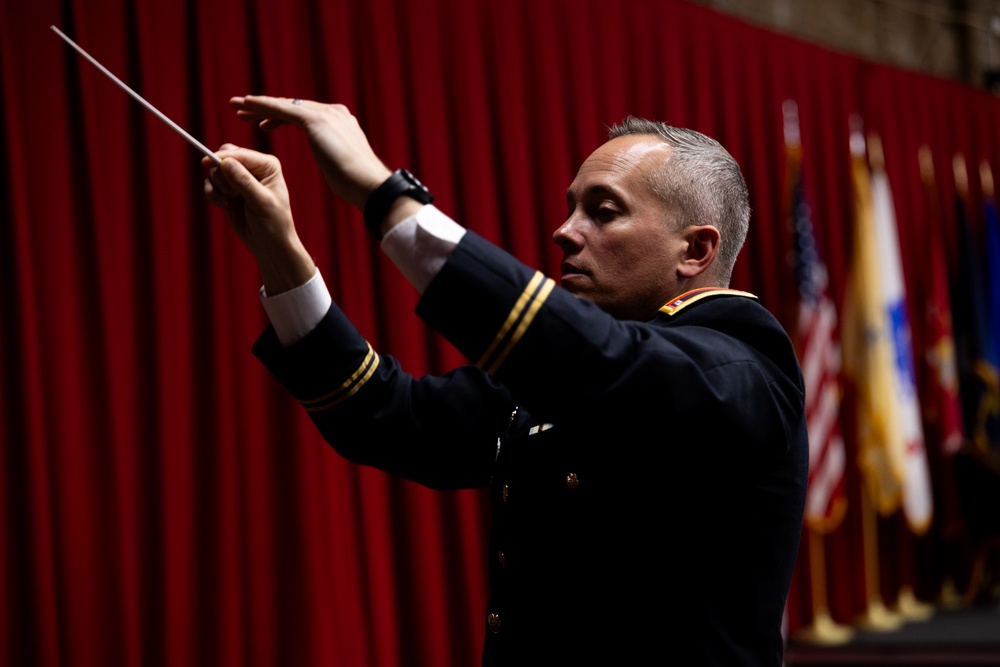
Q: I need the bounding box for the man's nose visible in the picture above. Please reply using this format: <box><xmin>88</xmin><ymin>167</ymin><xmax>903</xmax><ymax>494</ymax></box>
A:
<box><xmin>552</xmin><ymin>215</ymin><xmax>582</xmax><ymax>250</ymax></box>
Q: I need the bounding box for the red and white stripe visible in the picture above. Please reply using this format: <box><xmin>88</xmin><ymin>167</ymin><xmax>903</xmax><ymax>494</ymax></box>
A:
<box><xmin>799</xmin><ymin>290</ymin><xmax>847</xmax><ymax>531</ymax></box>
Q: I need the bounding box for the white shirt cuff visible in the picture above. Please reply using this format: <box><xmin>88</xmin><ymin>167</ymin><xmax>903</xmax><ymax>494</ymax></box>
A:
<box><xmin>259</xmin><ymin>268</ymin><xmax>332</xmax><ymax>347</ymax></box>
<box><xmin>381</xmin><ymin>204</ymin><xmax>466</xmax><ymax>293</ymax></box>
<box><xmin>259</xmin><ymin>205</ymin><xmax>465</xmax><ymax>346</ymax></box>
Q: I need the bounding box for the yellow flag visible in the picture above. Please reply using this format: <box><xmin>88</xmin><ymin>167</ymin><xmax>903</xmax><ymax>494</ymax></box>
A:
<box><xmin>840</xmin><ymin>124</ymin><xmax>905</xmax><ymax>516</ymax></box>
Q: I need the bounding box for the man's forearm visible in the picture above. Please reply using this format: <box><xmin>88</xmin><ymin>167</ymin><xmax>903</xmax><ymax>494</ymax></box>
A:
<box><xmin>261</xmin><ymin>204</ymin><xmax>465</xmax><ymax>346</ymax></box>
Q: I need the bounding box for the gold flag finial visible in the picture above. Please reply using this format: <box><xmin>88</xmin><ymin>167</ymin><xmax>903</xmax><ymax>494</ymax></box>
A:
<box><xmin>953</xmin><ymin>153</ymin><xmax>969</xmax><ymax>198</ymax></box>
<box><xmin>918</xmin><ymin>145</ymin><xmax>934</xmax><ymax>184</ymax></box>
<box><xmin>867</xmin><ymin>132</ymin><xmax>885</xmax><ymax>171</ymax></box>
<box><xmin>980</xmin><ymin>160</ymin><xmax>994</xmax><ymax>198</ymax></box>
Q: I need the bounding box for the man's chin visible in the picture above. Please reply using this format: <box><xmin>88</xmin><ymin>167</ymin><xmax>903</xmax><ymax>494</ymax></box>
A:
<box><xmin>560</xmin><ymin>282</ymin><xmax>587</xmax><ymax>299</ymax></box>
<box><xmin>560</xmin><ymin>281</ymin><xmax>597</xmax><ymax>305</ymax></box>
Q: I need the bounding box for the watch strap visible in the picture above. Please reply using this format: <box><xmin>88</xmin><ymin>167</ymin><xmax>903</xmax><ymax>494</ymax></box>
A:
<box><xmin>363</xmin><ymin>168</ymin><xmax>435</xmax><ymax>240</ymax></box>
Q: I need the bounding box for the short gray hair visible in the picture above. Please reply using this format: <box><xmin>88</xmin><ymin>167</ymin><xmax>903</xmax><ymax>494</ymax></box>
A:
<box><xmin>607</xmin><ymin>116</ymin><xmax>750</xmax><ymax>285</ymax></box>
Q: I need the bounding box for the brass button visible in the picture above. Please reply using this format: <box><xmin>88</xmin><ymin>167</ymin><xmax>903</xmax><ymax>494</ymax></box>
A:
<box><xmin>487</xmin><ymin>612</ymin><xmax>502</xmax><ymax>634</ymax></box>
<box><xmin>498</xmin><ymin>550</ymin><xmax>506</xmax><ymax>567</ymax></box>
<box><xmin>502</xmin><ymin>483</ymin><xmax>510</xmax><ymax>501</ymax></box>
<box><xmin>565</xmin><ymin>472</ymin><xmax>579</xmax><ymax>489</ymax></box>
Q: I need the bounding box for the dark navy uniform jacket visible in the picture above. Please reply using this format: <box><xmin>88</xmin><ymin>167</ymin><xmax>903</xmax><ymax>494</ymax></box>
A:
<box><xmin>253</xmin><ymin>231</ymin><xmax>809</xmax><ymax>666</ymax></box>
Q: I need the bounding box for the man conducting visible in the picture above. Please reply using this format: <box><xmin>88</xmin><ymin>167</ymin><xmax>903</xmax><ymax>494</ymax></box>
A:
<box><xmin>202</xmin><ymin>96</ymin><xmax>808</xmax><ymax>666</ymax></box>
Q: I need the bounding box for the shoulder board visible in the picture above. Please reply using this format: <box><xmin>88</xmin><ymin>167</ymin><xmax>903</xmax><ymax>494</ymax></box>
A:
<box><xmin>658</xmin><ymin>287</ymin><xmax>757</xmax><ymax>316</ymax></box>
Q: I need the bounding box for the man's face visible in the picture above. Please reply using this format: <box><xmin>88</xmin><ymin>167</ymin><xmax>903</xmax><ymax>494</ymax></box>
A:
<box><xmin>553</xmin><ymin>135</ymin><xmax>687</xmax><ymax>321</ymax></box>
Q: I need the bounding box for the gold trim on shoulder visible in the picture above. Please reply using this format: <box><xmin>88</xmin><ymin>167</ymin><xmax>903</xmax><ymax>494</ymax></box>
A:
<box><xmin>300</xmin><ymin>342</ymin><xmax>380</xmax><ymax>412</ymax></box>
<box><xmin>659</xmin><ymin>287</ymin><xmax>757</xmax><ymax>316</ymax></box>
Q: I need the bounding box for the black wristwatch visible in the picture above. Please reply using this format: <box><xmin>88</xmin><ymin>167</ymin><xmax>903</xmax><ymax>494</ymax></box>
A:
<box><xmin>363</xmin><ymin>168</ymin><xmax>435</xmax><ymax>240</ymax></box>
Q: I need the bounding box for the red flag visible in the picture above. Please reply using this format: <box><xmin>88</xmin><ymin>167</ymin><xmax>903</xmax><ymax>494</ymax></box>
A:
<box><xmin>917</xmin><ymin>146</ymin><xmax>967</xmax><ymax>545</ymax></box>
<box><xmin>784</xmin><ymin>101</ymin><xmax>847</xmax><ymax>532</ymax></box>
<box><xmin>917</xmin><ymin>146</ymin><xmax>965</xmax><ymax>456</ymax></box>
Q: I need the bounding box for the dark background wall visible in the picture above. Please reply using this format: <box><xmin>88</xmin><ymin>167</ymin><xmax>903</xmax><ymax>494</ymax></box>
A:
<box><xmin>689</xmin><ymin>0</ymin><xmax>1000</xmax><ymax>92</ymax></box>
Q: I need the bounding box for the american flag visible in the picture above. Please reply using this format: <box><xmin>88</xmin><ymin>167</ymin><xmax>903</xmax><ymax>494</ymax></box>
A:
<box><xmin>784</xmin><ymin>102</ymin><xmax>847</xmax><ymax>532</ymax></box>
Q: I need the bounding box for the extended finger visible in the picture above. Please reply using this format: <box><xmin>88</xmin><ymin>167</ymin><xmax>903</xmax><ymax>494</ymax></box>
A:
<box><xmin>232</xmin><ymin>94</ymin><xmax>304</xmax><ymax>107</ymax></box>
<box><xmin>231</xmin><ymin>95</ymin><xmax>305</xmax><ymax>121</ymax></box>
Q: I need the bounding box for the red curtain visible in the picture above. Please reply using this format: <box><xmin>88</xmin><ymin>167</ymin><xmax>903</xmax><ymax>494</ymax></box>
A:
<box><xmin>3</xmin><ymin>0</ymin><xmax>999</xmax><ymax>664</ymax></box>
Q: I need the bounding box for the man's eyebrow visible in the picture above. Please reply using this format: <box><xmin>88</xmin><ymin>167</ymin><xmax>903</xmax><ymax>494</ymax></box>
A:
<box><xmin>566</xmin><ymin>183</ymin><xmax>625</xmax><ymax>202</ymax></box>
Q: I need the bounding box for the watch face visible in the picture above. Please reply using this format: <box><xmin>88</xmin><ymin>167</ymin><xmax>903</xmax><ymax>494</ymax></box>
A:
<box><xmin>402</xmin><ymin>169</ymin><xmax>426</xmax><ymax>188</ymax></box>
<box><xmin>400</xmin><ymin>169</ymin><xmax>433</xmax><ymax>201</ymax></box>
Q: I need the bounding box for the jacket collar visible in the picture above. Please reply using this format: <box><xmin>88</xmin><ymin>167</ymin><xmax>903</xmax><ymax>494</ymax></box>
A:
<box><xmin>658</xmin><ymin>287</ymin><xmax>757</xmax><ymax>316</ymax></box>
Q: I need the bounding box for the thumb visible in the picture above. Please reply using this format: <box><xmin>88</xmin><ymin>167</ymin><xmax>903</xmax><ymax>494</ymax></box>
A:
<box><xmin>220</xmin><ymin>156</ymin><xmax>267</xmax><ymax>198</ymax></box>
<box><xmin>213</xmin><ymin>147</ymin><xmax>289</xmax><ymax>212</ymax></box>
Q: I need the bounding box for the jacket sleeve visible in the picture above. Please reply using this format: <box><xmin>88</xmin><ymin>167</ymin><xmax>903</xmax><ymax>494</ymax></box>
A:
<box><xmin>416</xmin><ymin>231</ymin><xmax>805</xmax><ymax>460</ymax></box>
<box><xmin>252</xmin><ymin>296</ymin><xmax>514</xmax><ymax>490</ymax></box>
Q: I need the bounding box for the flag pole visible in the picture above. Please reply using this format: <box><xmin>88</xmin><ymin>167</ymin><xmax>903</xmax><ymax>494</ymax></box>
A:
<box><xmin>892</xmin><ymin>514</ymin><xmax>935</xmax><ymax>621</ymax></box>
<box><xmin>855</xmin><ymin>483</ymin><xmax>904</xmax><ymax>631</ymax></box>
<box><xmin>896</xmin><ymin>584</ymin><xmax>935</xmax><ymax>620</ymax></box>
<box><xmin>794</xmin><ymin>529</ymin><xmax>854</xmax><ymax>645</ymax></box>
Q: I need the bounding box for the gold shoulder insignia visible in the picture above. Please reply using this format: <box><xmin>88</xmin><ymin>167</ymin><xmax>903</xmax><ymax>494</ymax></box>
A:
<box><xmin>659</xmin><ymin>287</ymin><xmax>757</xmax><ymax>316</ymax></box>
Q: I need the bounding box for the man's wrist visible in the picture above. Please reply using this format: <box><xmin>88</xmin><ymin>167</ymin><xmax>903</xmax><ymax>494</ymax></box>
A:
<box><xmin>260</xmin><ymin>268</ymin><xmax>331</xmax><ymax>347</ymax></box>
<box><xmin>256</xmin><ymin>237</ymin><xmax>317</xmax><ymax>296</ymax></box>
<box><xmin>363</xmin><ymin>168</ymin><xmax>435</xmax><ymax>240</ymax></box>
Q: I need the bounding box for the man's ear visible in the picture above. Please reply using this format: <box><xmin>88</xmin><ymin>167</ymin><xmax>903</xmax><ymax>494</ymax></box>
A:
<box><xmin>677</xmin><ymin>225</ymin><xmax>720</xmax><ymax>278</ymax></box>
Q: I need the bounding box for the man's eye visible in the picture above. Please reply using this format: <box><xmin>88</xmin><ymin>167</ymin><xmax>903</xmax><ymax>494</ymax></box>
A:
<box><xmin>595</xmin><ymin>207</ymin><xmax>617</xmax><ymax>221</ymax></box>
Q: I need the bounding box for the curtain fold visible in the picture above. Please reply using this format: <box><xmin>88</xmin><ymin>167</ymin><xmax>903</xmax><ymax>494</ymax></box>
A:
<box><xmin>4</xmin><ymin>0</ymin><xmax>1000</xmax><ymax>664</ymax></box>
